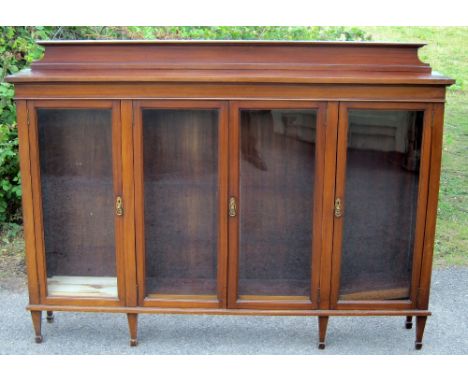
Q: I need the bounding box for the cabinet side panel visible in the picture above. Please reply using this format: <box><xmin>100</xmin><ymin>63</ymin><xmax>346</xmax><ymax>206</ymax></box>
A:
<box><xmin>27</xmin><ymin>102</ymin><xmax>48</xmax><ymax>300</ymax></box>
<box><xmin>418</xmin><ymin>103</ymin><xmax>445</xmax><ymax>309</ymax></box>
<box><xmin>408</xmin><ymin>106</ymin><xmax>433</xmax><ymax>306</ymax></box>
<box><xmin>17</xmin><ymin>101</ymin><xmax>40</xmax><ymax>304</ymax></box>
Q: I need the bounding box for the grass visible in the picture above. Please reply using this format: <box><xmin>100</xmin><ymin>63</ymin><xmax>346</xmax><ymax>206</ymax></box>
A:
<box><xmin>362</xmin><ymin>27</ymin><xmax>468</xmax><ymax>266</ymax></box>
<box><xmin>0</xmin><ymin>27</ymin><xmax>466</xmax><ymax>275</ymax></box>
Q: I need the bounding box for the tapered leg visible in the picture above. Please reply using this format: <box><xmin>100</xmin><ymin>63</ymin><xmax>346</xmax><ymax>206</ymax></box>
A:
<box><xmin>318</xmin><ymin>316</ymin><xmax>329</xmax><ymax>350</ymax></box>
<box><xmin>31</xmin><ymin>311</ymin><xmax>43</xmax><ymax>343</ymax></box>
<box><xmin>46</xmin><ymin>311</ymin><xmax>54</xmax><ymax>323</ymax></box>
<box><xmin>405</xmin><ymin>316</ymin><xmax>413</xmax><ymax>329</ymax></box>
<box><xmin>415</xmin><ymin>316</ymin><xmax>427</xmax><ymax>350</ymax></box>
<box><xmin>127</xmin><ymin>313</ymin><xmax>138</xmax><ymax>346</ymax></box>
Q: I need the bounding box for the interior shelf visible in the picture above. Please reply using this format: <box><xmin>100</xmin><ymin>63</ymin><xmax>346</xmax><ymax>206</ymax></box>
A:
<box><xmin>47</xmin><ymin>276</ymin><xmax>118</xmax><ymax>298</ymax></box>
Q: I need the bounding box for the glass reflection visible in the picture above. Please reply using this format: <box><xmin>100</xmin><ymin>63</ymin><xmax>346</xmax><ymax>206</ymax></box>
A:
<box><xmin>143</xmin><ymin>109</ymin><xmax>219</xmax><ymax>297</ymax></box>
<box><xmin>339</xmin><ymin>110</ymin><xmax>424</xmax><ymax>300</ymax></box>
<box><xmin>239</xmin><ymin>109</ymin><xmax>316</xmax><ymax>297</ymax></box>
<box><xmin>38</xmin><ymin>109</ymin><xmax>117</xmax><ymax>298</ymax></box>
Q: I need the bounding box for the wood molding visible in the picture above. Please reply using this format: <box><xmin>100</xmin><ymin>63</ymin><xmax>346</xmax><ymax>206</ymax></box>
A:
<box><xmin>6</xmin><ymin>41</ymin><xmax>454</xmax><ymax>85</ymax></box>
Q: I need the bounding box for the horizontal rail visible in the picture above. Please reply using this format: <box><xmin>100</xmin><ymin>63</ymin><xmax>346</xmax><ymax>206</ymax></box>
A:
<box><xmin>27</xmin><ymin>304</ymin><xmax>432</xmax><ymax>317</ymax></box>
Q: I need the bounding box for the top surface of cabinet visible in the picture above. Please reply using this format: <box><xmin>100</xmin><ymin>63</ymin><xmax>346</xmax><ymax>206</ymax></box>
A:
<box><xmin>6</xmin><ymin>40</ymin><xmax>454</xmax><ymax>86</ymax></box>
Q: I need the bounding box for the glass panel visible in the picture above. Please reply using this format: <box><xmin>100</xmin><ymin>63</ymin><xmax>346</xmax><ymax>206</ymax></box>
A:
<box><xmin>239</xmin><ymin>109</ymin><xmax>316</xmax><ymax>297</ymax></box>
<box><xmin>38</xmin><ymin>109</ymin><xmax>117</xmax><ymax>298</ymax></box>
<box><xmin>143</xmin><ymin>109</ymin><xmax>218</xmax><ymax>297</ymax></box>
<box><xmin>339</xmin><ymin>110</ymin><xmax>424</xmax><ymax>300</ymax></box>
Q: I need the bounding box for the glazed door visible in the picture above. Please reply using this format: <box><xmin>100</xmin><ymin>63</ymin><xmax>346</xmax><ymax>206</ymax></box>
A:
<box><xmin>134</xmin><ymin>101</ymin><xmax>228</xmax><ymax>308</ymax></box>
<box><xmin>28</xmin><ymin>100</ymin><xmax>125</xmax><ymax>306</ymax></box>
<box><xmin>228</xmin><ymin>101</ymin><xmax>327</xmax><ymax>309</ymax></box>
<box><xmin>330</xmin><ymin>103</ymin><xmax>433</xmax><ymax>310</ymax></box>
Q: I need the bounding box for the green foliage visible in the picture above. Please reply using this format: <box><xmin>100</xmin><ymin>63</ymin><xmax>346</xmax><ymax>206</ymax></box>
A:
<box><xmin>362</xmin><ymin>27</ymin><xmax>468</xmax><ymax>266</ymax></box>
<box><xmin>0</xmin><ymin>26</ymin><xmax>53</xmax><ymax>223</ymax></box>
<box><xmin>43</xmin><ymin>26</ymin><xmax>371</xmax><ymax>41</ymax></box>
<box><xmin>0</xmin><ymin>124</ymin><xmax>21</xmax><ymax>222</ymax></box>
<box><xmin>0</xmin><ymin>26</ymin><xmax>370</xmax><ymax>224</ymax></box>
<box><xmin>130</xmin><ymin>26</ymin><xmax>371</xmax><ymax>41</ymax></box>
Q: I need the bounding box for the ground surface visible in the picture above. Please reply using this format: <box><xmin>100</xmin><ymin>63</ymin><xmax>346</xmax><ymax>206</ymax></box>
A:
<box><xmin>0</xmin><ymin>267</ymin><xmax>466</xmax><ymax>355</ymax></box>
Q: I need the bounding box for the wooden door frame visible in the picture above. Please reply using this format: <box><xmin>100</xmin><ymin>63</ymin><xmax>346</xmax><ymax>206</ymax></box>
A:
<box><xmin>417</xmin><ymin>103</ymin><xmax>445</xmax><ymax>311</ymax></box>
<box><xmin>133</xmin><ymin>99</ymin><xmax>229</xmax><ymax>309</ymax></box>
<box><xmin>26</xmin><ymin>99</ymin><xmax>125</xmax><ymax>307</ymax></box>
<box><xmin>227</xmin><ymin>100</ymin><xmax>328</xmax><ymax>310</ymax></box>
<box><xmin>330</xmin><ymin>101</ymin><xmax>434</xmax><ymax>310</ymax></box>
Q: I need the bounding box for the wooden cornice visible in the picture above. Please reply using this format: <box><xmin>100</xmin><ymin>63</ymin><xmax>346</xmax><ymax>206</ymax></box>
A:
<box><xmin>6</xmin><ymin>40</ymin><xmax>455</xmax><ymax>85</ymax></box>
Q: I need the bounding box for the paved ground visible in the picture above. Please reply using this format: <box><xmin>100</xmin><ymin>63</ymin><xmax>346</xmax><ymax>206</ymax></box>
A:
<box><xmin>0</xmin><ymin>267</ymin><xmax>466</xmax><ymax>355</ymax></box>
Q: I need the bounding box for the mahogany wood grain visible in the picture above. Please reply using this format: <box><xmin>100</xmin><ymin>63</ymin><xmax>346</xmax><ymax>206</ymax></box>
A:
<box><xmin>10</xmin><ymin>71</ymin><xmax>454</xmax><ymax>86</ymax></box>
<box><xmin>312</xmin><ymin>104</ymin><xmax>327</xmax><ymax>307</ymax></box>
<box><xmin>417</xmin><ymin>103</ymin><xmax>445</xmax><ymax>310</ymax></box>
<box><xmin>6</xmin><ymin>41</ymin><xmax>453</xmax><ymax>348</ymax></box>
<box><xmin>27</xmin><ymin>101</ymin><xmax>47</xmax><ymax>302</ymax></box>
<box><xmin>227</xmin><ymin>101</ymin><xmax>240</xmax><ymax>309</ymax></box>
<box><xmin>238</xmin><ymin>295</ymin><xmax>309</xmax><ymax>301</ymax></box>
<box><xmin>415</xmin><ymin>315</ymin><xmax>427</xmax><ymax>349</ymax></box>
<box><xmin>32</xmin><ymin>296</ymin><xmax>120</xmax><ymax>307</ymax></box>
<box><xmin>330</xmin><ymin>103</ymin><xmax>348</xmax><ymax>308</ymax></box>
<box><xmin>318</xmin><ymin>316</ymin><xmax>329</xmax><ymax>349</ymax></box>
<box><xmin>31</xmin><ymin>311</ymin><xmax>42</xmax><ymax>343</ymax></box>
<box><xmin>218</xmin><ymin>103</ymin><xmax>229</xmax><ymax>308</ymax></box>
<box><xmin>27</xmin><ymin>304</ymin><xmax>432</xmax><ymax>317</ymax></box>
<box><xmin>12</xmin><ymin>83</ymin><xmax>448</xmax><ymax>102</ymax></box>
<box><xmin>133</xmin><ymin>101</ymin><xmax>145</xmax><ymax>306</ymax></box>
<box><xmin>112</xmin><ymin>101</ymin><xmax>125</xmax><ymax>305</ymax></box>
<box><xmin>333</xmin><ymin>300</ymin><xmax>413</xmax><ymax>310</ymax></box>
<box><xmin>409</xmin><ymin>105</ymin><xmax>433</xmax><ymax>306</ymax></box>
<box><xmin>30</xmin><ymin>40</ymin><xmax>432</xmax><ymax>72</ymax></box>
<box><xmin>16</xmin><ymin>101</ymin><xmax>40</xmax><ymax>305</ymax></box>
<box><xmin>127</xmin><ymin>313</ymin><xmax>138</xmax><ymax>346</ymax></box>
<box><xmin>5</xmin><ymin>41</ymin><xmax>454</xmax><ymax>87</ymax></box>
<box><xmin>319</xmin><ymin>102</ymin><xmax>339</xmax><ymax>310</ymax></box>
<box><xmin>6</xmin><ymin>40</ymin><xmax>455</xmax><ymax>99</ymax></box>
<box><xmin>121</xmin><ymin>100</ymin><xmax>137</xmax><ymax>307</ymax></box>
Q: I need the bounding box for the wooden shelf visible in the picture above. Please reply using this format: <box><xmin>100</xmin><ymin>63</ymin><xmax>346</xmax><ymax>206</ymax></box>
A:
<box><xmin>47</xmin><ymin>276</ymin><xmax>118</xmax><ymax>298</ymax></box>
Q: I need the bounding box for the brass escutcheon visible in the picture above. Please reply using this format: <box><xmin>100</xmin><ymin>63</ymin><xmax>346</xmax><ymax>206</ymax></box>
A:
<box><xmin>334</xmin><ymin>198</ymin><xmax>342</xmax><ymax>218</ymax></box>
<box><xmin>116</xmin><ymin>196</ymin><xmax>123</xmax><ymax>216</ymax></box>
<box><xmin>229</xmin><ymin>196</ymin><xmax>237</xmax><ymax>217</ymax></box>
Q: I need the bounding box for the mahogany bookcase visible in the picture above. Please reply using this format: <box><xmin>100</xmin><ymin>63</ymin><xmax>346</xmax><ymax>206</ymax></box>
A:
<box><xmin>6</xmin><ymin>40</ymin><xmax>454</xmax><ymax>349</ymax></box>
